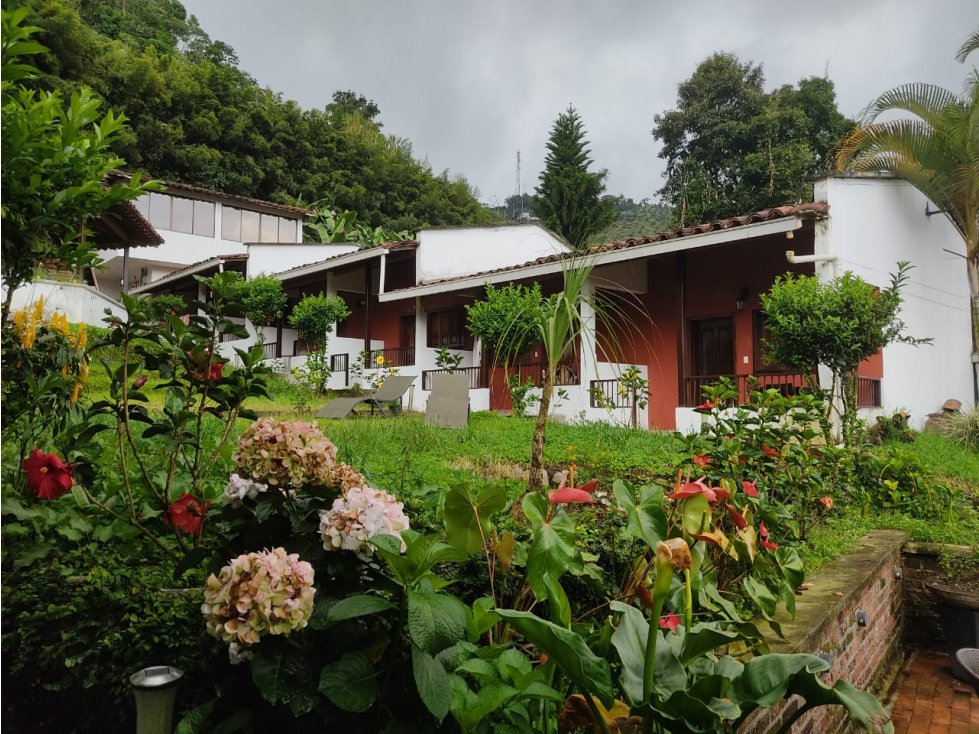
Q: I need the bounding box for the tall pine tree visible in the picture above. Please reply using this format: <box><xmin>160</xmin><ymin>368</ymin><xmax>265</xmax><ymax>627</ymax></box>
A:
<box><xmin>532</xmin><ymin>106</ymin><xmax>616</xmax><ymax>248</ymax></box>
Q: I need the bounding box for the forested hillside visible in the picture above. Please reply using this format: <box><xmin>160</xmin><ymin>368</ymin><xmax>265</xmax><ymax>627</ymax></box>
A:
<box><xmin>14</xmin><ymin>0</ymin><xmax>499</xmax><ymax>231</ymax></box>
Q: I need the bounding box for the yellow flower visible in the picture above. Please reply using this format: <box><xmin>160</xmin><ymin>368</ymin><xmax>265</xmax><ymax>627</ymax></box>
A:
<box><xmin>21</xmin><ymin>323</ymin><xmax>36</xmax><ymax>350</ymax></box>
<box><xmin>11</xmin><ymin>309</ymin><xmax>27</xmax><ymax>334</ymax></box>
<box><xmin>70</xmin><ymin>383</ymin><xmax>82</xmax><ymax>403</ymax></box>
<box><xmin>375</xmin><ymin>355</ymin><xmax>385</xmax><ymax>366</ymax></box>
<box><xmin>75</xmin><ymin>323</ymin><xmax>87</xmax><ymax>350</ymax></box>
<box><xmin>31</xmin><ymin>297</ymin><xmax>45</xmax><ymax>324</ymax></box>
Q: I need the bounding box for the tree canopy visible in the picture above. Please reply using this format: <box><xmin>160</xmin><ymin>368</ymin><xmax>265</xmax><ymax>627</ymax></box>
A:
<box><xmin>652</xmin><ymin>53</ymin><xmax>853</xmax><ymax>226</ymax></box>
<box><xmin>532</xmin><ymin>106</ymin><xmax>616</xmax><ymax>248</ymax></box>
<box><xmin>16</xmin><ymin>0</ymin><xmax>499</xmax><ymax>232</ymax></box>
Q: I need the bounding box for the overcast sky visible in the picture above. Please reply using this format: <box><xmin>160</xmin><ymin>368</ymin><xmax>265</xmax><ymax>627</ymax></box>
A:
<box><xmin>181</xmin><ymin>1</ymin><xmax>978</xmax><ymax>207</ymax></box>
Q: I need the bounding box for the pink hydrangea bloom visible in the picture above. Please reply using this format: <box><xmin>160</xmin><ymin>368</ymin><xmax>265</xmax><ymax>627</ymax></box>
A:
<box><xmin>319</xmin><ymin>486</ymin><xmax>410</xmax><ymax>557</ymax></box>
<box><xmin>233</xmin><ymin>419</ymin><xmax>337</xmax><ymax>488</ymax></box>
<box><xmin>201</xmin><ymin>547</ymin><xmax>315</xmax><ymax>645</ymax></box>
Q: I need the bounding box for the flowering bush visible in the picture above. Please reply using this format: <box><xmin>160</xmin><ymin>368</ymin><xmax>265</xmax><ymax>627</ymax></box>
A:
<box><xmin>319</xmin><ymin>486</ymin><xmax>410</xmax><ymax>555</ymax></box>
<box><xmin>223</xmin><ymin>473</ymin><xmax>270</xmax><ymax>507</ymax></box>
<box><xmin>201</xmin><ymin>547</ymin><xmax>315</xmax><ymax>645</ymax></box>
<box><xmin>234</xmin><ymin>418</ymin><xmax>337</xmax><ymax>487</ymax></box>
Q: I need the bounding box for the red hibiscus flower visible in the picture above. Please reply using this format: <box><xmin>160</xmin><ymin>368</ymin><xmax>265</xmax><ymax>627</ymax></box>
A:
<box><xmin>209</xmin><ymin>363</ymin><xmax>224</xmax><ymax>381</ymax></box>
<box><xmin>741</xmin><ymin>481</ymin><xmax>760</xmax><ymax>498</ymax></box>
<box><xmin>693</xmin><ymin>401</ymin><xmax>715</xmax><ymax>413</ymax></box>
<box><xmin>819</xmin><ymin>496</ymin><xmax>834</xmax><ymax>510</ymax></box>
<box><xmin>548</xmin><ymin>475</ymin><xmax>599</xmax><ymax>505</ymax></box>
<box><xmin>726</xmin><ymin>503</ymin><xmax>748</xmax><ymax>530</ymax></box>
<box><xmin>761</xmin><ymin>445</ymin><xmax>779</xmax><ymax>459</ymax></box>
<box><xmin>22</xmin><ymin>449</ymin><xmax>74</xmax><ymax>500</ymax></box>
<box><xmin>659</xmin><ymin>612</ymin><xmax>682</xmax><ymax>633</ymax></box>
<box><xmin>758</xmin><ymin>521</ymin><xmax>779</xmax><ymax>551</ymax></box>
<box><xmin>692</xmin><ymin>454</ymin><xmax>710</xmax><ymax>467</ymax></box>
<box><xmin>164</xmin><ymin>492</ymin><xmax>211</xmax><ymax>535</ymax></box>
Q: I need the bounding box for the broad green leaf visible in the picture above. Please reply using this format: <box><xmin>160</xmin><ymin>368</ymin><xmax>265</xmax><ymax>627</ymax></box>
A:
<box><xmin>496</xmin><ymin>609</ymin><xmax>615</xmax><ymax>707</ymax></box>
<box><xmin>729</xmin><ymin>653</ymin><xmax>829</xmax><ymax>707</ymax></box>
<box><xmin>326</xmin><ymin>594</ymin><xmax>394</xmax><ymax>623</ymax></box>
<box><xmin>175</xmin><ymin>701</ymin><xmax>215</xmax><ymax>734</ymax></box>
<box><xmin>318</xmin><ymin>652</ymin><xmax>377</xmax><ymax>712</ymax></box>
<box><xmin>609</xmin><ymin>600</ymin><xmax>648</xmax><ymax>704</ymax></box>
<box><xmin>523</xmin><ymin>493</ymin><xmax>575</xmax><ymax>601</ymax></box>
<box><xmin>251</xmin><ymin>645</ymin><xmax>316</xmax><ymax>716</ymax></box>
<box><xmin>786</xmin><ymin>675</ymin><xmax>893</xmax><ymax>733</ymax></box>
<box><xmin>443</xmin><ymin>483</ymin><xmax>507</xmax><ymax>554</ymax></box>
<box><xmin>542</xmin><ymin>571</ymin><xmax>571</xmax><ymax>627</ymax></box>
<box><xmin>468</xmin><ymin>596</ymin><xmax>500</xmax><ymax>642</ymax></box>
<box><xmin>681</xmin><ymin>493</ymin><xmax>711</xmax><ymax>535</ymax></box>
<box><xmin>742</xmin><ymin>576</ymin><xmax>779</xmax><ymax>620</ymax></box>
<box><xmin>408</xmin><ymin>589</ymin><xmax>468</xmax><ymax>655</ymax></box>
<box><xmin>613</xmin><ymin>480</ymin><xmax>667</xmax><ymax>549</ymax></box>
<box><xmin>679</xmin><ymin>624</ymin><xmax>741</xmax><ymax>664</ymax></box>
<box><xmin>413</xmin><ymin>645</ymin><xmax>451</xmax><ymax>722</ymax></box>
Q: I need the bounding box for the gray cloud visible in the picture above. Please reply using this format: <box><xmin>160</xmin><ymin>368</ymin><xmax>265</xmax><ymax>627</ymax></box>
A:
<box><xmin>182</xmin><ymin>0</ymin><xmax>978</xmax><ymax>205</ymax></box>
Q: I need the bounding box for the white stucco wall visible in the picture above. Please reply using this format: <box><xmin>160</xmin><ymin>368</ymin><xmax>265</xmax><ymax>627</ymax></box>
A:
<box><xmin>7</xmin><ymin>280</ymin><xmax>126</xmax><ymax>326</ymax></box>
<box><xmin>815</xmin><ymin>176</ymin><xmax>974</xmax><ymax>427</ymax></box>
<box><xmin>415</xmin><ymin>225</ymin><xmax>570</xmax><ymax>284</ymax></box>
<box><xmin>247</xmin><ymin>245</ymin><xmax>357</xmax><ymax>278</ymax></box>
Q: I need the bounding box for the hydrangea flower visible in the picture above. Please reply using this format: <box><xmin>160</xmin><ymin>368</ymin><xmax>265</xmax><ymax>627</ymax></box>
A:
<box><xmin>223</xmin><ymin>473</ymin><xmax>269</xmax><ymax>506</ymax></box>
<box><xmin>320</xmin><ymin>487</ymin><xmax>410</xmax><ymax>557</ymax></box>
<box><xmin>233</xmin><ymin>419</ymin><xmax>337</xmax><ymax>488</ymax></box>
<box><xmin>330</xmin><ymin>463</ymin><xmax>369</xmax><ymax>495</ymax></box>
<box><xmin>201</xmin><ymin>547</ymin><xmax>315</xmax><ymax>645</ymax></box>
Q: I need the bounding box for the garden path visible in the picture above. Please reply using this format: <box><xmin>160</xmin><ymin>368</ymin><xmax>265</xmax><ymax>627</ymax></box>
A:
<box><xmin>887</xmin><ymin>650</ymin><xmax>978</xmax><ymax>733</ymax></box>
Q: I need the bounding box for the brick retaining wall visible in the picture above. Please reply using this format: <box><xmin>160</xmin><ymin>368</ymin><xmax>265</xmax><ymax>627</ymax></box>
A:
<box><xmin>744</xmin><ymin>529</ymin><xmax>908</xmax><ymax>734</ymax></box>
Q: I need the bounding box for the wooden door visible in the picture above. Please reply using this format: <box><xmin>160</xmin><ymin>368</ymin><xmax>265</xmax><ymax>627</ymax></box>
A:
<box><xmin>691</xmin><ymin>317</ymin><xmax>734</xmax><ymax>377</ymax></box>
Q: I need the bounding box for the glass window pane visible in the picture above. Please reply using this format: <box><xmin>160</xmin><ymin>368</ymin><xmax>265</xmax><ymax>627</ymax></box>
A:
<box><xmin>278</xmin><ymin>218</ymin><xmax>297</xmax><ymax>243</ymax></box>
<box><xmin>193</xmin><ymin>201</ymin><xmax>215</xmax><ymax>236</ymax></box>
<box><xmin>221</xmin><ymin>207</ymin><xmax>241</xmax><ymax>241</ymax></box>
<box><xmin>133</xmin><ymin>194</ymin><xmax>150</xmax><ymax>217</ymax></box>
<box><xmin>260</xmin><ymin>214</ymin><xmax>278</xmax><ymax>242</ymax></box>
<box><xmin>241</xmin><ymin>210</ymin><xmax>260</xmax><ymax>242</ymax></box>
<box><xmin>171</xmin><ymin>197</ymin><xmax>194</xmax><ymax>234</ymax></box>
<box><xmin>148</xmin><ymin>192</ymin><xmax>171</xmax><ymax>229</ymax></box>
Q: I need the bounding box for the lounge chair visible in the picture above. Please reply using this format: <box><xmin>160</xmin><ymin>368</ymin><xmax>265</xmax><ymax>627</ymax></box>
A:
<box><xmin>425</xmin><ymin>373</ymin><xmax>470</xmax><ymax>429</ymax></box>
<box><xmin>317</xmin><ymin>375</ymin><xmax>416</xmax><ymax>419</ymax></box>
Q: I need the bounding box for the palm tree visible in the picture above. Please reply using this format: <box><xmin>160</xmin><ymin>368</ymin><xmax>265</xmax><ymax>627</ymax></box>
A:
<box><xmin>835</xmin><ymin>30</ymin><xmax>979</xmax><ymax>389</ymax></box>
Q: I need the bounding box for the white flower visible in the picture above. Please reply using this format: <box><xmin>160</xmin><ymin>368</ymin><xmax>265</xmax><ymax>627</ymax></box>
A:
<box><xmin>228</xmin><ymin>642</ymin><xmax>254</xmax><ymax>665</ymax></box>
<box><xmin>223</xmin><ymin>473</ymin><xmax>269</xmax><ymax>506</ymax></box>
<box><xmin>319</xmin><ymin>487</ymin><xmax>410</xmax><ymax>558</ymax></box>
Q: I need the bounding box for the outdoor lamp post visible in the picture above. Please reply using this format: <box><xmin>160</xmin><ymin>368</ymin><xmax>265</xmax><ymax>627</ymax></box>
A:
<box><xmin>130</xmin><ymin>665</ymin><xmax>184</xmax><ymax>734</ymax></box>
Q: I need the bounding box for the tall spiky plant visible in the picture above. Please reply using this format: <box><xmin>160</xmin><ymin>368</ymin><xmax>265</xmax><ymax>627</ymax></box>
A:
<box><xmin>835</xmin><ymin>29</ymin><xmax>979</xmax><ymax>376</ymax></box>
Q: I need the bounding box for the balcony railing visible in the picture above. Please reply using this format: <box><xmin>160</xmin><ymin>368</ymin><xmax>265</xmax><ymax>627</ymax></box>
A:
<box><xmin>682</xmin><ymin>373</ymin><xmax>882</xmax><ymax>408</ymax></box>
<box><xmin>588</xmin><ymin>379</ymin><xmax>634</xmax><ymax>408</ymax></box>
<box><xmin>365</xmin><ymin>346</ymin><xmax>415</xmax><ymax>368</ymax></box>
<box><xmin>508</xmin><ymin>358</ymin><xmax>580</xmax><ymax>387</ymax></box>
<box><xmin>422</xmin><ymin>365</ymin><xmax>489</xmax><ymax>391</ymax></box>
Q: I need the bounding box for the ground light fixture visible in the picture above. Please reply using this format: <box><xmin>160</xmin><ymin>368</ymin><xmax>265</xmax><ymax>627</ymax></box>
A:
<box><xmin>130</xmin><ymin>665</ymin><xmax>184</xmax><ymax>734</ymax></box>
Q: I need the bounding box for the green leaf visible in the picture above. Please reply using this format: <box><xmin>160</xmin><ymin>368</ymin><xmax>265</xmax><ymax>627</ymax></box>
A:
<box><xmin>326</xmin><ymin>594</ymin><xmax>394</xmax><ymax>624</ymax></box>
<box><xmin>523</xmin><ymin>493</ymin><xmax>575</xmax><ymax>602</ymax></box>
<box><xmin>443</xmin><ymin>483</ymin><xmax>507</xmax><ymax>555</ymax></box>
<box><xmin>251</xmin><ymin>645</ymin><xmax>316</xmax><ymax>715</ymax></box>
<box><xmin>175</xmin><ymin>701</ymin><xmax>215</xmax><ymax>734</ymax></box>
<box><xmin>495</xmin><ymin>609</ymin><xmax>615</xmax><ymax>707</ymax></box>
<box><xmin>318</xmin><ymin>652</ymin><xmax>377</xmax><ymax>712</ymax></box>
<box><xmin>613</xmin><ymin>480</ymin><xmax>667</xmax><ymax>549</ymax></box>
<box><xmin>70</xmin><ymin>486</ymin><xmax>90</xmax><ymax>507</ymax></box>
<box><xmin>729</xmin><ymin>653</ymin><xmax>830</xmax><ymax>707</ymax></box>
<box><xmin>679</xmin><ymin>623</ymin><xmax>741</xmax><ymax>665</ymax></box>
<box><xmin>413</xmin><ymin>645</ymin><xmax>451</xmax><ymax>722</ymax></box>
<box><xmin>681</xmin><ymin>493</ymin><xmax>711</xmax><ymax>535</ymax></box>
<box><xmin>609</xmin><ymin>601</ymin><xmax>648</xmax><ymax>705</ymax></box>
<box><xmin>408</xmin><ymin>589</ymin><xmax>468</xmax><ymax>655</ymax></box>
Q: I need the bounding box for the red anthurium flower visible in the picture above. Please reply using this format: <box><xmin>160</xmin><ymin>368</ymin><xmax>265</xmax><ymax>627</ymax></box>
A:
<box><xmin>164</xmin><ymin>492</ymin><xmax>211</xmax><ymax>535</ymax></box>
<box><xmin>548</xmin><ymin>477</ymin><xmax>598</xmax><ymax>505</ymax></box>
<box><xmin>693</xmin><ymin>401</ymin><xmax>715</xmax><ymax>412</ymax></box>
<box><xmin>761</xmin><ymin>445</ymin><xmax>779</xmax><ymax>459</ymax></box>
<box><xmin>636</xmin><ymin>584</ymin><xmax>654</xmax><ymax>609</ymax></box>
<box><xmin>712</xmin><ymin>487</ymin><xmax>731</xmax><ymax>501</ymax></box>
<box><xmin>726</xmin><ymin>504</ymin><xmax>748</xmax><ymax>530</ymax></box>
<box><xmin>668</xmin><ymin>478</ymin><xmax>717</xmax><ymax>503</ymax></box>
<box><xmin>659</xmin><ymin>612</ymin><xmax>682</xmax><ymax>633</ymax></box>
<box><xmin>758</xmin><ymin>521</ymin><xmax>779</xmax><ymax>550</ymax></box>
<box><xmin>741</xmin><ymin>481</ymin><xmax>759</xmax><ymax>498</ymax></box>
<box><xmin>819</xmin><ymin>496</ymin><xmax>834</xmax><ymax>510</ymax></box>
<box><xmin>23</xmin><ymin>449</ymin><xmax>74</xmax><ymax>500</ymax></box>
<box><xmin>692</xmin><ymin>454</ymin><xmax>710</xmax><ymax>467</ymax></box>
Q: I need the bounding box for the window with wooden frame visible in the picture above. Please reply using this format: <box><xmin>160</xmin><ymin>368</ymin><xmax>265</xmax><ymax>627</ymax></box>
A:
<box><xmin>753</xmin><ymin>310</ymin><xmax>789</xmax><ymax>373</ymax></box>
<box><xmin>427</xmin><ymin>308</ymin><xmax>471</xmax><ymax>349</ymax></box>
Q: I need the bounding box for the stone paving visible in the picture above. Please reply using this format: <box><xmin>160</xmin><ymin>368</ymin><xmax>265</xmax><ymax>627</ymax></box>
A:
<box><xmin>888</xmin><ymin>650</ymin><xmax>979</xmax><ymax>733</ymax></box>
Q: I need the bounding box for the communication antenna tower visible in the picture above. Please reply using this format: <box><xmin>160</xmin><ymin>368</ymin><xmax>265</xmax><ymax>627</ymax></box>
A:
<box><xmin>514</xmin><ymin>150</ymin><xmax>523</xmax><ymax>219</ymax></box>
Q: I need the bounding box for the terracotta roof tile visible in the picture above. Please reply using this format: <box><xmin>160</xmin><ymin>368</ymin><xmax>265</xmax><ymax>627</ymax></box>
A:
<box><xmin>99</xmin><ymin>200</ymin><xmax>164</xmax><ymax>246</ymax></box>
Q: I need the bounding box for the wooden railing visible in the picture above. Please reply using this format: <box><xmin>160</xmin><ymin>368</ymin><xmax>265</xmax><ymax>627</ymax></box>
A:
<box><xmin>589</xmin><ymin>379</ymin><xmax>633</xmax><ymax>408</ymax></box>
<box><xmin>857</xmin><ymin>377</ymin><xmax>882</xmax><ymax>408</ymax></box>
<box><xmin>509</xmin><ymin>358</ymin><xmax>580</xmax><ymax>387</ymax></box>
<box><xmin>366</xmin><ymin>346</ymin><xmax>415</xmax><ymax>367</ymax></box>
<box><xmin>330</xmin><ymin>353</ymin><xmax>349</xmax><ymax>387</ymax></box>
<box><xmin>262</xmin><ymin>342</ymin><xmax>279</xmax><ymax>360</ymax></box>
<box><xmin>682</xmin><ymin>373</ymin><xmax>882</xmax><ymax>408</ymax></box>
<box><xmin>422</xmin><ymin>365</ymin><xmax>489</xmax><ymax>391</ymax></box>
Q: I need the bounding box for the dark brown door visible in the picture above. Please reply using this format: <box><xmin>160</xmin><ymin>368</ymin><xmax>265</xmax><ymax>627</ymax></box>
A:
<box><xmin>401</xmin><ymin>315</ymin><xmax>415</xmax><ymax>348</ymax></box>
<box><xmin>691</xmin><ymin>317</ymin><xmax>734</xmax><ymax>376</ymax></box>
